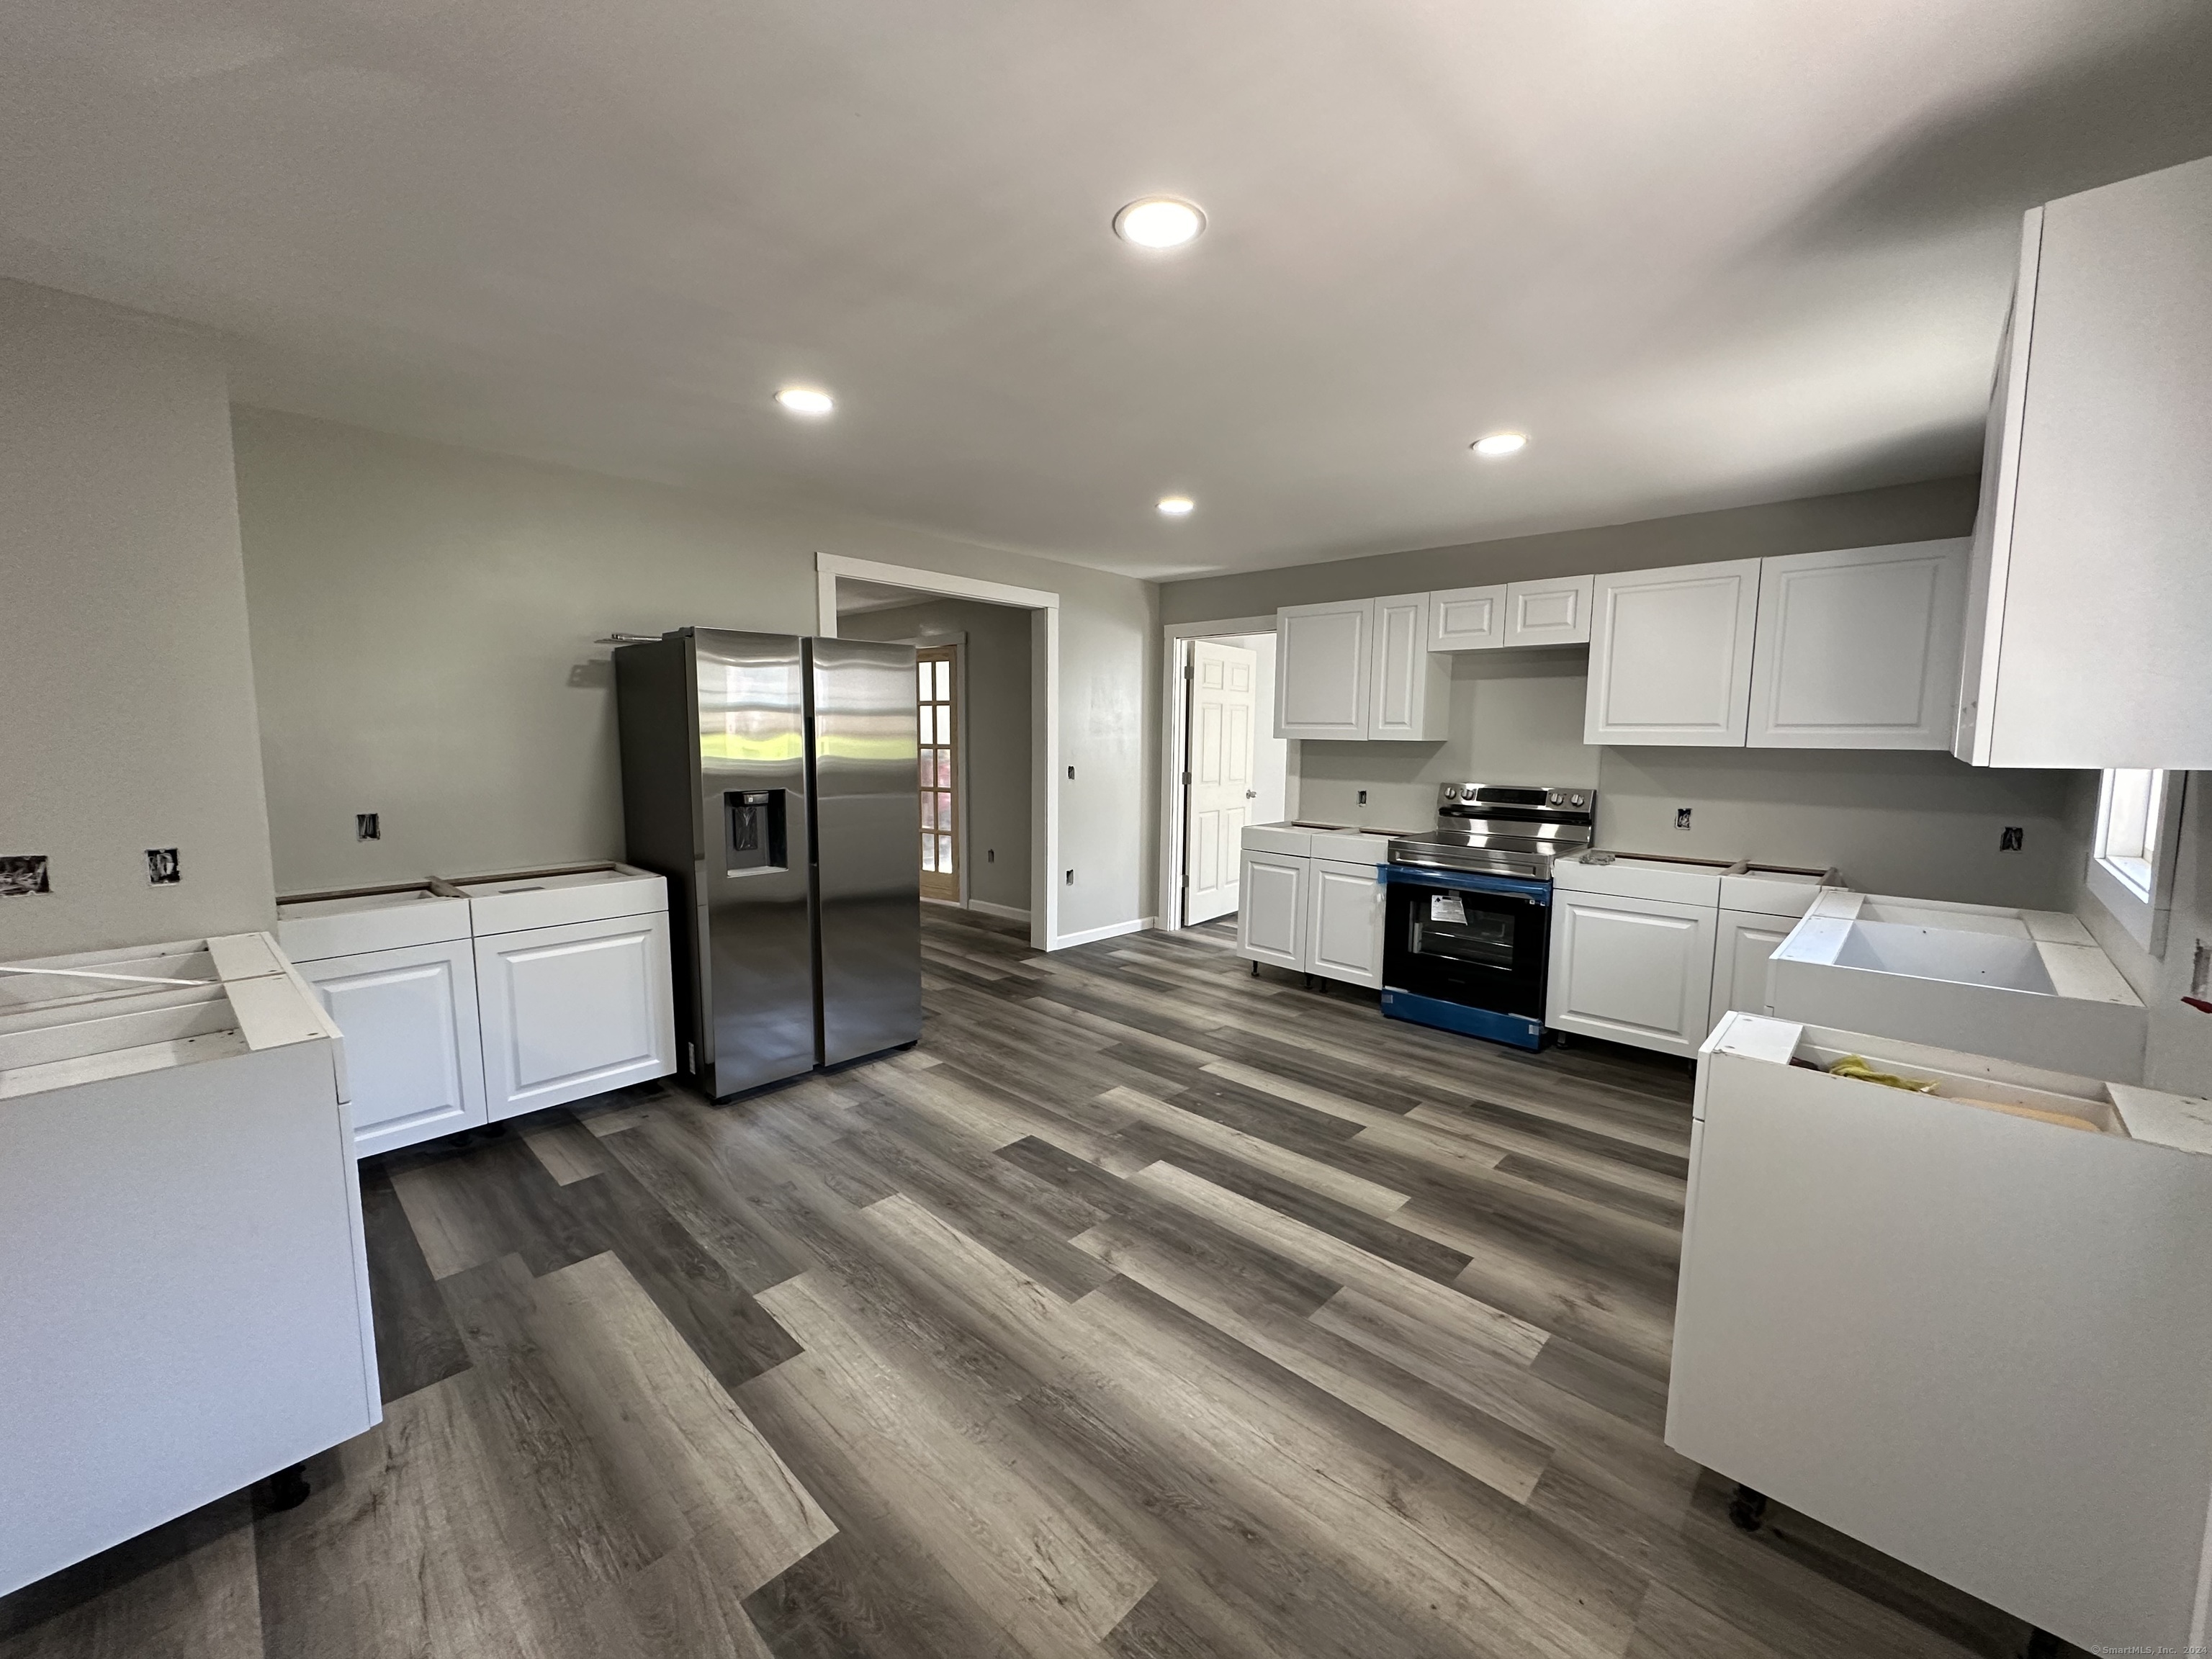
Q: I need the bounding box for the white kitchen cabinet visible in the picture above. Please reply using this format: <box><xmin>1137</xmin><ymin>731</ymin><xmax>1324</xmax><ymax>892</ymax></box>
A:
<box><xmin>1585</xmin><ymin>559</ymin><xmax>1761</xmax><ymax>746</ymax></box>
<box><xmin>1237</xmin><ymin>849</ymin><xmax>1308</xmax><ymax>969</ymax></box>
<box><xmin>1274</xmin><ymin>600</ymin><xmax>1372</xmax><ymax>739</ymax></box>
<box><xmin>1428</xmin><ymin>585</ymin><xmax>1506</xmax><ymax>651</ymax></box>
<box><xmin>1748</xmin><ymin>540</ymin><xmax>1968</xmax><ymax>750</ymax></box>
<box><xmin>293</xmin><ymin>939</ymin><xmax>487</xmax><ymax>1156</ymax></box>
<box><xmin>1504</xmin><ymin>575</ymin><xmax>1594</xmax><ymax>646</ymax></box>
<box><xmin>1275</xmin><ymin>595</ymin><xmax>1444</xmax><ymax>741</ymax></box>
<box><xmin>1306</xmin><ymin>858</ymin><xmax>1385</xmax><ymax>988</ymax></box>
<box><xmin>1367</xmin><ymin>593</ymin><xmax>1449</xmax><ymax>740</ymax></box>
<box><xmin>1708</xmin><ymin>909</ymin><xmax>1796</xmax><ymax>1035</ymax></box>
<box><xmin>1957</xmin><ymin>156</ymin><xmax>2212</xmax><ymax>768</ymax></box>
<box><xmin>475</xmin><ymin>912</ymin><xmax>676</xmax><ymax>1118</ymax></box>
<box><xmin>1547</xmin><ymin>888</ymin><xmax>1717</xmax><ymax>1058</ymax></box>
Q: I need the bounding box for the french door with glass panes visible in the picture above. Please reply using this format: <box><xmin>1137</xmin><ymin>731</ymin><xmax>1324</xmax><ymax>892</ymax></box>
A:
<box><xmin>917</xmin><ymin>645</ymin><xmax>959</xmax><ymax>901</ymax></box>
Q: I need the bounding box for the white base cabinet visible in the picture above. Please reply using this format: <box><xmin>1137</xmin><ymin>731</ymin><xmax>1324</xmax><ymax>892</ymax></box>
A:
<box><xmin>293</xmin><ymin>939</ymin><xmax>487</xmax><ymax>1156</ymax></box>
<box><xmin>475</xmin><ymin>912</ymin><xmax>675</xmax><ymax>1118</ymax></box>
<box><xmin>1709</xmin><ymin>910</ymin><xmax>1797</xmax><ymax>1036</ymax></box>
<box><xmin>1307</xmin><ymin>858</ymin><xmax>1385</xmax><ymax>989</ymax></box>
<box><xmin>1237</xmin><ymin>850</ymin><xmax>1308</xmax><ymax>969</ymax></box>
<box><xmin>1547</xmin><ymin>889</ymin><xmax>1717</xmax><ymax>1058</ymax></box>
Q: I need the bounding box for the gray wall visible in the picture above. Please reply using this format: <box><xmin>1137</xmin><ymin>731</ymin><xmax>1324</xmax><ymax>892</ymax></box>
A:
<box><xmin>232</xmin><ymin>409</ymin><xmax>1159</xmax><ymax>937</ymax></box>
<box><xmin>841</xmin><ymin>598</ymin><xmax>1032</xmax><ymax>914</ymax></box>
<box><xmin>0</xmin><ymin>281</ymin><xmax>276</xmax><ymax>957</ymax></box>
<box><xmin>1161</xmin><ymin>476</ymin><xmax>1981</xmax><ymax>624</ymax></box>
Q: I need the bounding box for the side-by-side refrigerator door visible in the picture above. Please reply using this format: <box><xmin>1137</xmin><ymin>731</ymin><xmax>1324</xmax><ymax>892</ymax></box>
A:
<box><xmin>693</xmin><ymin>629</ymin><xmax>817</xmax><ymax>1097</ymax></box>
<box><xmin>807</xmin><ymin>637</ymin><xmax>922</xmax><ymax>1067</ymax></box>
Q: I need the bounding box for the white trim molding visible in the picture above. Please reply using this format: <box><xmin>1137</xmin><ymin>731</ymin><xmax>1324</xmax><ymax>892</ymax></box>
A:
<box><xmin>1054</xmin><ymin>916</ymin><xmax>1155</xmax><ymax>949</ymax></box>
<box><xmin>816</xmin><ymin>553</ymin><xmax>1064</xmax><ymax>952</ymax></box>
<box><xmin>1156</xmin><ymin>616</ymin><xmax>1280</xmax><ymax>932</ymax></box>
<box><xmin>966</xmin><ymin>899</ymin><xmax>1032</xmax><ymax>924</ymax></box>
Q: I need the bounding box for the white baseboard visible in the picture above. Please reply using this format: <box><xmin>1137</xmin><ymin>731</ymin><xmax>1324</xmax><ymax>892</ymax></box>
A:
<box><xmin>1051</xmin><ymin>915</ymin><xmax>1156</xmax><ymax>950</ymax></box>
<box><xmin>965</xmin><ymin>899</ymin><xmax>1032</xmax><ymax>923</ymax></box>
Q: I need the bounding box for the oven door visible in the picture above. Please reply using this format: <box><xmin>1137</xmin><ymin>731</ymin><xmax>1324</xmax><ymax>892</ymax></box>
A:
<box><xmin>1381</xmin><ymin>866</ymin><xmax>1551</xmax><ymax>1020</ymax></box>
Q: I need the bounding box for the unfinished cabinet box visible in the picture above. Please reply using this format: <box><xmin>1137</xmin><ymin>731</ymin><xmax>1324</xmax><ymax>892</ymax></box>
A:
<box><xmin>1585</xmin><ymin>559</ymin><xmax>1761</xmax><ymax>745</ymax></box>
<box><xmin>1957</xmin><ymin>155</ymin><xmax>2212</xmax><ymax>768</ymax></box>
<box><xmin>1747</xmin><ymin>540</ymin><xmax>1968</xmax><ymax>750</ymax></box>
<box><xmin>279</xmin><ymin>884</ymin><xmax>487</xmax><ymax>1156</ymax></box>
<box><xmin>1673</xmin><ymin>1013</ymin><xmax>2212</xmax><ymax>1653</ymax></box>
<box><xmin>455</xmin><ymin>864</ymin><xmax>677</xmax><ymax>1118</ymax></box>
<box><xmin>0</xmin><ymin>934</ymin><xmax>379</xmax><ymax>1597</ymax></box>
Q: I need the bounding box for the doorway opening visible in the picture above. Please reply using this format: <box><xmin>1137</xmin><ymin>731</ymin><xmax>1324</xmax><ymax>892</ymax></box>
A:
<box><xmin>1157</xmin><ymin>618</ymin><xmax>1291</xmax><ymax>932</ymax></box>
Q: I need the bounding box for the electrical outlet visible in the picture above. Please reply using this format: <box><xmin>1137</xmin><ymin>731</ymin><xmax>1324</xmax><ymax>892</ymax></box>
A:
<box><xmin>0</xmin><ymin>855</ymin><xmax>51</xmax><ymax>896</ymax></box>
<box><xmin>146</xmin><ymin>848</ymin><xmax>181</xmax><ymax>886</ymax></box>
<box><xmin>1675</xmin><ymin>807</ymin><xmax>1693</xmax><ymax>830</ymax></box>
<box><xmin>2000</xmin><ymin>826</ymin><xmax>2025</xmax><ymax>852</ymax></box>
<box><xmin>357</xmin><ymin>812</ymin><xmax>381</xmax><ymax>841</ymax></box>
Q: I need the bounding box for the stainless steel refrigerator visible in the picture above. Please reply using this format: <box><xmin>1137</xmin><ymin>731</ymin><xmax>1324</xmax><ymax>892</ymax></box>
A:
<box><xmin>613</xmin><ymin>628</ymin><xmax>922</xmax><ymax>1099</ymax></box>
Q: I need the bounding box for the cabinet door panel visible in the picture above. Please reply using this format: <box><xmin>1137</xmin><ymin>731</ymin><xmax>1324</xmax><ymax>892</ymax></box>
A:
<box><xmin>1429</xmin><ymin>586</ymin><xmax>1505</xmax><ymax>651</ymax></box>
<box><xmin>1749</xmin><ymin>541</ymin><xmax>1967</xmax><ymax>749</ymax></box>
<box><xmin>1275</xmin><ymin>603</ymin><xmax>1371</xmax><ymax>738</ymax></box>
<box><xmin>1708</xmin><ymin>909</ymin><xmax>1797</xmax><ymax>1037</ymax></box>
<box><xmin>1367</xmin><ymin>593</ymin><xmax>1446</xmax><ymax>739</ymax></box>
<box><xmin>1504</xmin><ymin>575</ymin><xmax>1594</xmax><ymax>646</ymax></box>
<box><xmin>1306</xmin><ymin>860</ymin><xmax>1382</xmax><ymax>987</ymax></box>
<box><xmin>477</xmin><ymin>913</ymin><xmax>675</xmax><ymax>1118</ymax></box>
<box><xmin>297</xmin><ymin>940</ymin><xmax>486</xmax><ymax>1156</ymax></box>
<box><xmin>1586</xmin><ymin>561</ymin><xmax>1761</xmax><ymax>746</ymax></box>
<box><xmin>1547</xmin><ymin>891</ymin><xmax>1717</xmax><ymax>1057</ymax></box>
<box><xmin>1237</xmin><ymin>852</ymin><xmax>1307</xmax><ymax>968</ymax></box>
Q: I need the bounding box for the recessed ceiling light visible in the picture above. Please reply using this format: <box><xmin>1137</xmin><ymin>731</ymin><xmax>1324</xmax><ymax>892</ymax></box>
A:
<box><xmin>776</xmin><ymin>387</ymin><xmax>835</xmax><ymax>416</ymax></box>
<box><xmin>1158</xmin><ymin>495</ymin><xmax>1195</xmax><ymax>517</ymax></box>
<box><xmin>1114</xmin><ymin>197</ymin><xmax>1206</xmax><ymax>249</ymax></box>
<box><xmin>1471</xmin><ymin>431</ymin><xmax>1527</xmax><ymax>457</ymax></box>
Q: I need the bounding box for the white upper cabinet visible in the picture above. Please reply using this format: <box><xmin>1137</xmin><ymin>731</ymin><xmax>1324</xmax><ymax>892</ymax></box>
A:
<box><xmin>1276</xmin><ymin>595</ymin><xmax>1443</xmax><ymax>741</ymax></box>
<box><xmin>1585</xmin><ymin>559</ymin><xmax>1762</xmax><ymax>745</ymax></box>
<box><xmin>1275</xmin><ymin>600</ymin><xmax>1372</xmax><ymax>739</ymax></box>
<box><xmin>1504</xmin><ymin>575</ymin><xmax>1594</xmax><ymax>646</ymax></box>
<box><xmin>1958</xmin><ymin>156</ymin><xmax>2212</xmax><ymax>768</ymax></box>
<box><xmin>1367</xmin><ymin>593</ymin><xmax>1449</xmax><ymax>740</ymax></box>
<box><xmin>1747</xmin><ymin>540</ymin><xmax>1968</xmax><ymax>750</ymax></box>
<box><xmin>1428</xmin><ymin>585</ymin><xmax>1506</xmax><ymax>651</ymax></box>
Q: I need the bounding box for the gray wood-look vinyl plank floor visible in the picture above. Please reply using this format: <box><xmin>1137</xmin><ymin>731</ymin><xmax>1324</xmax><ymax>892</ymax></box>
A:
<box><xmin>1</xmin><ymin>908</ymin><xmax>2087</xmax><ymax>1659</ymax></box>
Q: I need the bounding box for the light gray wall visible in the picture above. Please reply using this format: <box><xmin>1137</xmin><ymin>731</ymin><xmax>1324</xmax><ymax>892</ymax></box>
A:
<box><xmin>232</xmin><ymin>408</ymin><xmax>1159</xmax><ymax>936</ymax></box>
<box><xmin>1160</xmin><ymin>476</ymin><xmax>1980</xmax><ymax>624</ymax></box>
<box><xmin>0</xmin><ymin>281</ymin><xmax>275</xmax><ymax>957</ymax></box>
<box><xmin>1291</xmin><ymin>649</ymin><xmax>2076</xmax><ymax>907</ymax></box>
<box><xmin>2071</xmin><ymin>771</ymin><xmax>2212</xmax><ymax>1097</ymax></box>
<box><xmin>840</xmin><ymin>598</ymin><xmax>1032</xmax><ymax>914</ymax></box>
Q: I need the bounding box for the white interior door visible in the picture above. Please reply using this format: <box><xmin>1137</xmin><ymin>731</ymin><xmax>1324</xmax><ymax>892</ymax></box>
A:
<box><xmin>1184</xmin><ymin>639</ymin><xmax>1259</xmax><ymax>925</ymax></box>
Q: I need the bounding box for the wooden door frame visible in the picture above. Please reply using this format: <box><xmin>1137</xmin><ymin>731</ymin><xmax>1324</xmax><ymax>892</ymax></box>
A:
<box><xmin>1156</xmin><ymin>616</ymin><xmax>1282</xmax><ymax>932</ymax></box>
<box><xmin>816</xmin><ymin>554</ymin><xmax>1061</xmax><ymax>950</ymax></box>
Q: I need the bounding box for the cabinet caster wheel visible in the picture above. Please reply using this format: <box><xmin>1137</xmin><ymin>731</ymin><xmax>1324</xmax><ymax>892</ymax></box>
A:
<box><xmin>1251</xmin><ymin>961</ymin><xmax>1259</xmax><ymax>976</ymax></box>
<box><xmin>2020</xmin><ymin>1630</ymin><xmax>2059</xmax><ymax>1659</ymax></box>
<box><xmin>261</xmin><ymin>1462</ymin><xmax>310</xmax><ymax>1512</ymax></box>
<box><xmin>1726</xmin><ymin>1484</ymin><xmax>1768</xmax><ymax>1532</ymax></box>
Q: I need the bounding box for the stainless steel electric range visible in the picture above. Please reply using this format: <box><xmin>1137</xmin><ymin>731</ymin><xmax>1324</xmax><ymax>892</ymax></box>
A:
<box><xmin>1380</xmin><ymin>782</ymin><xmax>1596</xmax><ymax>1050</ymax></box>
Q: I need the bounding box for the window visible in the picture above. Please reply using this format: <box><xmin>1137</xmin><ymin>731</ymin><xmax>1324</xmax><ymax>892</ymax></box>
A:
<box><xmin>917</xmin><ymin>646</ymin><xmax>958</xmax><ymax>902</ymax></box>
<box><xmin>2087</xmin><ymin>768</ymin><xmax>2183</xmax><ymax>952</ymax></box>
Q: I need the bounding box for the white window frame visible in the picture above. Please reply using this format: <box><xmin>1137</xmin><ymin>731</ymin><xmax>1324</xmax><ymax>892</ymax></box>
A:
<box><xmin>2085</xmin><ymin>768</ymin><xmax>2185</xmax><ymax>954</ymax></box>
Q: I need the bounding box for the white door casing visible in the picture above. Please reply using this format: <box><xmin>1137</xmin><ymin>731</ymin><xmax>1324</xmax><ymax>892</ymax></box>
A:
<box><xmin>476</xmin><ymin>912</ymin><xmax>675</xmax><ymax>1118</ymax></box>
<box><xmin>295</xmin><ymin>938</ymin><xmax>487</xmax><ymax>1156</ymax></box>
<box><xmin>1184</xmin><ymin>639</ymin><xmax>1259</xmax><ymax>925</ymax></box>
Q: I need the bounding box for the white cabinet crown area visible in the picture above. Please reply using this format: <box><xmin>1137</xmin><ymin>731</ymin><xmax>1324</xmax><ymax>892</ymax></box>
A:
<box><xmin>1274</xmin><ymin>595</ymin><xmax>1446</xmax><ymax>741</ymax></box>
<box><xmin>1957</xmin><ymin>154</ymin><xmax>2212</xmax><ymax>768</ymax></box>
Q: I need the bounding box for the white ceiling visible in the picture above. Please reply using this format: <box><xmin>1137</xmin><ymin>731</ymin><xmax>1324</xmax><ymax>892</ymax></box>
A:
<box><xmin>4</xmin><ymin>1</ymin><xmax>2210</xmax><ymax>580</ymax></box>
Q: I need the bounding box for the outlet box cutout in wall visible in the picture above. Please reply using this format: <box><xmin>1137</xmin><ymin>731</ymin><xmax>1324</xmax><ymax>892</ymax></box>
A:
<box><xmin>356</xmin><ymin>812</ymin><xmax>381</xmax><ymax>841</ymax></box>
<box><xmin>145</xmin><ymin>848</ymin><xmax>181</xmax><ymax>886</ymax></box>
<box><xmin>1675</xmin><ymin>807</ymin><xmax>1694</xmax><ymax>830</ymax></box>
<box><xmin>0</xmin><ymin>855</ymin><xmax>52</xmax><ymax>896</ymax></box>
<box><xmin>2000</xmin><ymin>826</ymin><xmax>2025</xmax><ymax>852</ymax></box>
